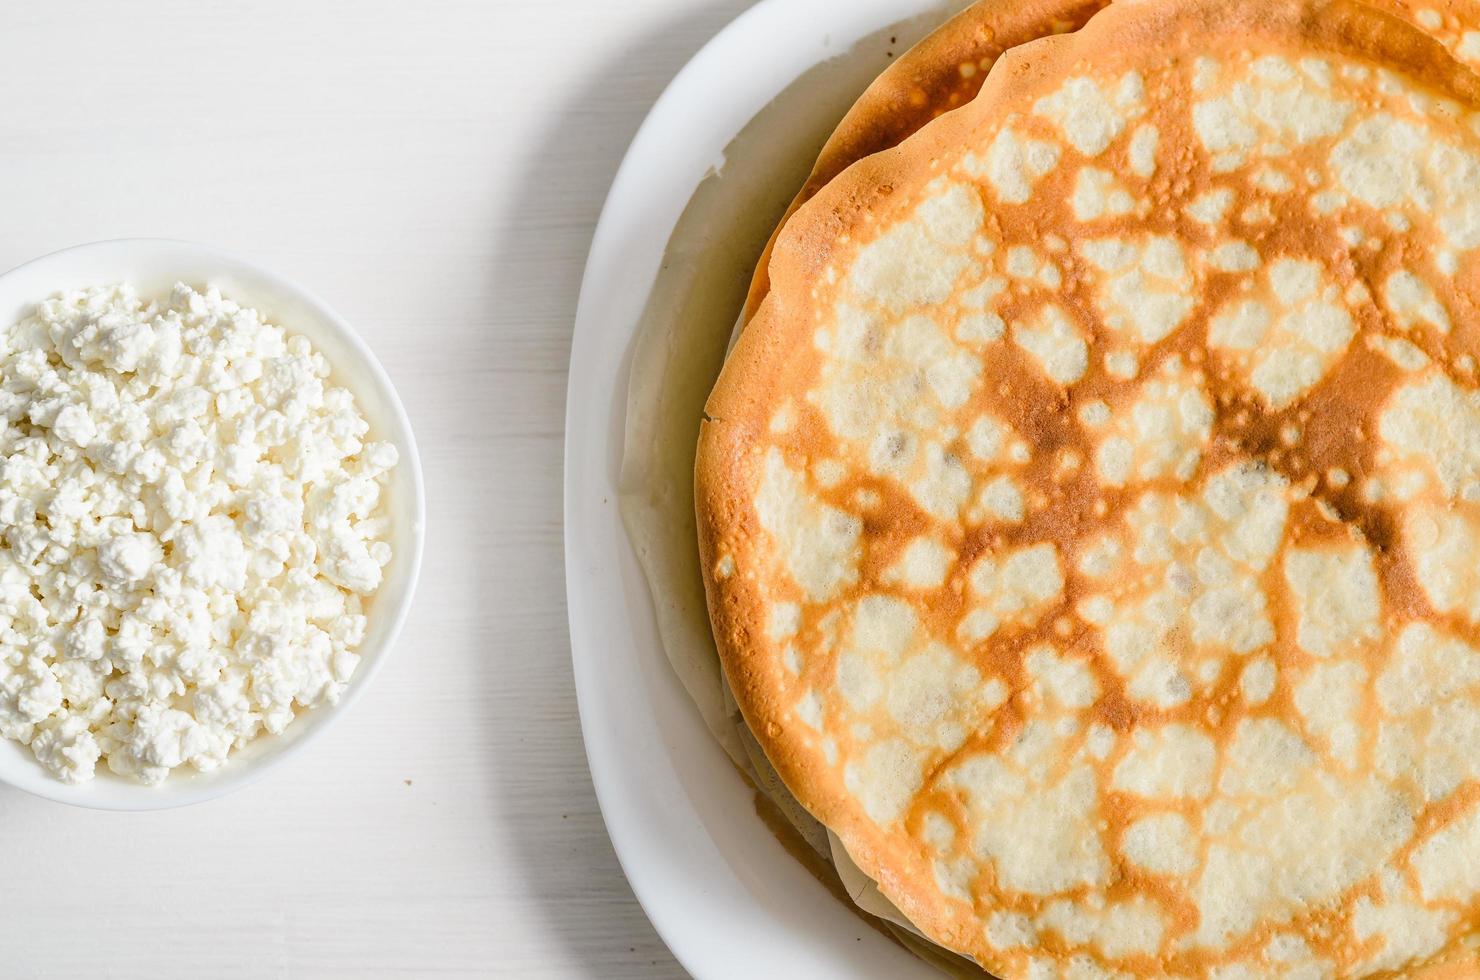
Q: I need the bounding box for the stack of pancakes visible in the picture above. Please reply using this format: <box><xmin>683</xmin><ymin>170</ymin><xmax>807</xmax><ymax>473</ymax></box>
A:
<box><xmin>695</xmin><ymin>0</ymin><xmax>1480</xmax><ymax>975</ymax></box>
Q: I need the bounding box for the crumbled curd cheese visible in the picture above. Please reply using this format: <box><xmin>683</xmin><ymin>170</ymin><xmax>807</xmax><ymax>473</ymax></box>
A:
<box><xmin>0</xmin><ymin>283</ymin><xmax>397</xmax><ymax>784</ymax></box>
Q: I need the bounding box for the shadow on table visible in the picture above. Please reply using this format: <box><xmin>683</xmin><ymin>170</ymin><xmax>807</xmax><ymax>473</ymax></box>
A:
<box><xmin>481</xmin><ymin>2</ymin><xmax>756</xmax><ymax>977</ymax></box>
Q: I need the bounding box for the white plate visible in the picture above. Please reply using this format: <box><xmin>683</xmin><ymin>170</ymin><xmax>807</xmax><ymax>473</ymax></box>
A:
<box><xmin>565</xmin><ymin>2</ymin><xmax>962</xmax><ymax>976</ymax></box>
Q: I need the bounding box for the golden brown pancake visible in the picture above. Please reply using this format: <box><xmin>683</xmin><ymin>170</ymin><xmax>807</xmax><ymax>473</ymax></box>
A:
<box><xmin>741</xmin><ymin>0</ymin><xmax>1480</xmax><ymax>329</ymax></box>
<box><xmin>1382</xmin><ymin>0</ymin><xmax>1480</xmax><ymax>68</ymax></box>
<box><xmin>698</xmin><ymin>0</ymin><xmax>1480</xmax><ymax>973</ymax></box>
<box><xmin>741</xmin><ymin>0</ymin><xmax>1111</xmax><ymax>324</ymax></box>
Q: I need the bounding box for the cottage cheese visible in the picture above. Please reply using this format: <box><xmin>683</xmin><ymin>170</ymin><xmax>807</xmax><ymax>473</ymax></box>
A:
<box><xmin>0</xmin><ymin>283</ymin><xmax>397</xmax><ymax>784</ymax></box>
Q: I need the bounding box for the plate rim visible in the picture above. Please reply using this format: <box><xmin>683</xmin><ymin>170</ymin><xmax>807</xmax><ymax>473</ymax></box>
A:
<box><xmin>562</xmin><ymin>1</ymin><xmax>955</xmax><ymax>976</ymax></box>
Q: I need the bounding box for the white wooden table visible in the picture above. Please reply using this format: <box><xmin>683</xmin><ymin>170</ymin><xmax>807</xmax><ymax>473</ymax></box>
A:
<box><xmin>0</xmin><ymin>0</ymin><xmax>756</xmax><ymax>974</ymax></box>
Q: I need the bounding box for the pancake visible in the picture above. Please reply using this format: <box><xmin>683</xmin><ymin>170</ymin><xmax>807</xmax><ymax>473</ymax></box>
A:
<box><xmin>697</xmin><ymin>0</ymin><xmax>1480</xmax><ymax>974</ymax></box>
<box><xmin>740</xmin><ymin>0</ymin><xmax>1110</xmax><ymax>324</ymax></box>
<box><xmin>1383</xmin><ymin>0</ymin><xmax>1480</xmax><ymax>68</ymax></box>
<box><xmin>741</xmin><ymin>0</ymin><xmax>1480</xmax><ymax>329</ymax></box>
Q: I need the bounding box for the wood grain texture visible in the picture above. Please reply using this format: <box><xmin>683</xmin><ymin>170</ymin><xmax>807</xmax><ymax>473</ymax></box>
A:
<box><xmin>0</xmin><ymin>0</ymin><xmax>758</xmax><ymax>975</ymax></box>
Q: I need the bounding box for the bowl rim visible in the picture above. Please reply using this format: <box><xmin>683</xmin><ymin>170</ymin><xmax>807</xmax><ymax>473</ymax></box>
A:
<box><xmin>0</xmin><ymin>237</ymin><xmax>427</xmax><ymax>810</ymax></box>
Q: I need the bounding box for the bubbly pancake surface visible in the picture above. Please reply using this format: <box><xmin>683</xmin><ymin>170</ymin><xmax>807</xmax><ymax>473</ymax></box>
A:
<box><xmin>697</xmin><ymin>0</ymin><xmax>1480</xmax><ymax>974</ymax></box>
<box><xmin>740</xmin><ymin>0</ymin><xmax>1110</xmax><ymax>322</ymax></box>
<box><xmin>1384</xmin><ymin>0</ymin><xmax>1480</xmax><ymax>68</ymax></box>
<box><xmin>741</xmin><ymin>0</ymin><xmax>1480</xmax><ymax>327</ymax></box>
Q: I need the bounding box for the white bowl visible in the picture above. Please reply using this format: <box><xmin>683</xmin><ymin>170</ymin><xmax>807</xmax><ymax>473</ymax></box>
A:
<box><xmin>0</xmin><ymin>238</ymin><xmax>426</xmax><ymax>810</ymax></box>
